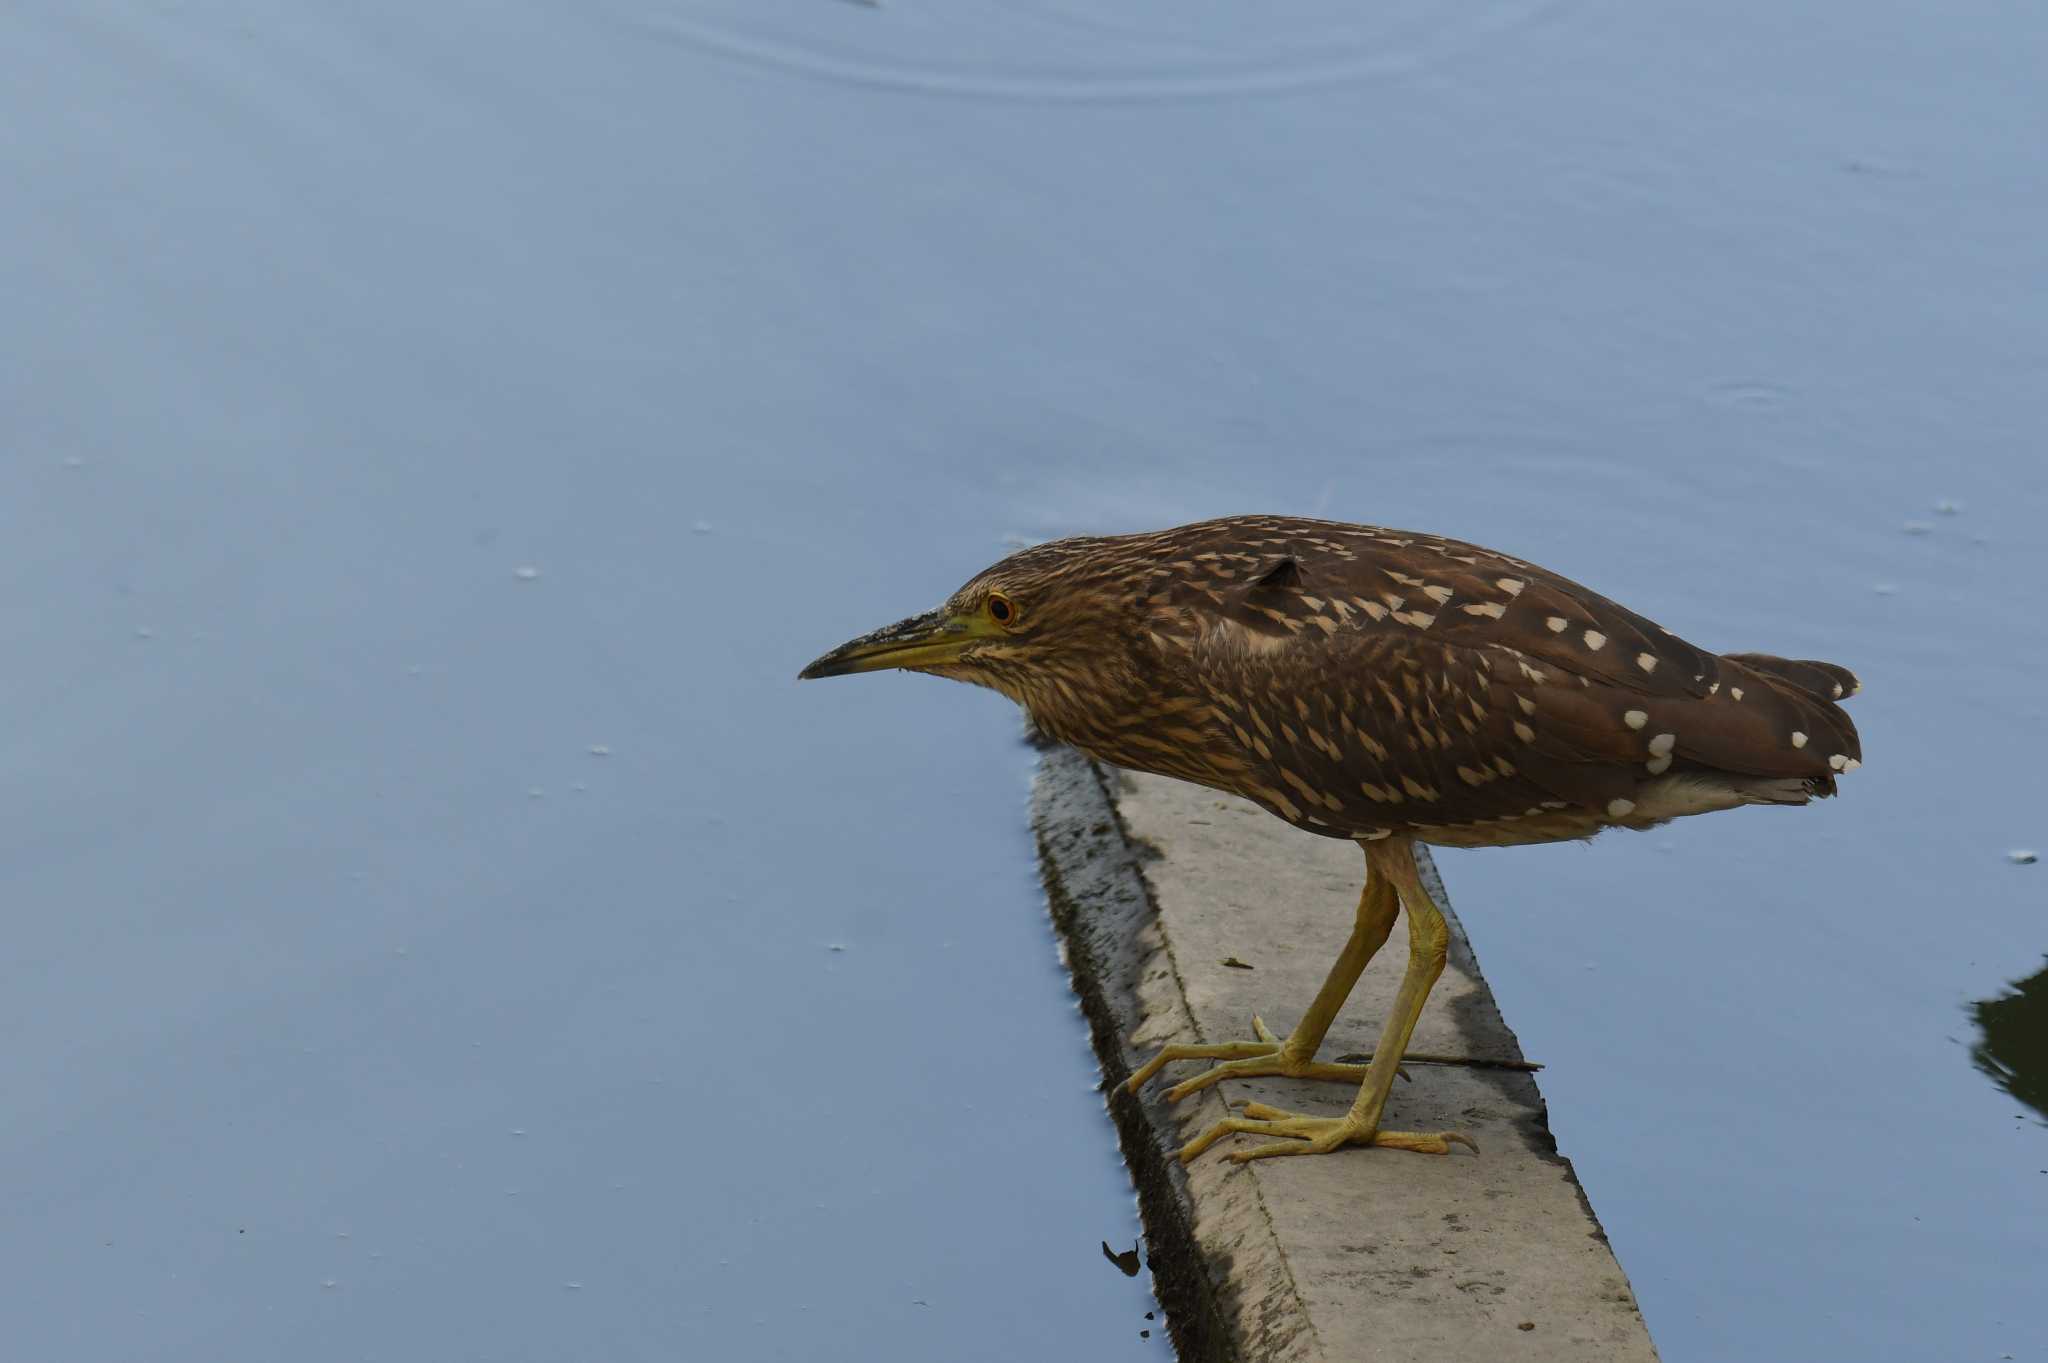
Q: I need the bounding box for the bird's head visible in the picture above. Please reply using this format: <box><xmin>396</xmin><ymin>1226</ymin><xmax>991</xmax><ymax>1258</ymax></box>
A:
<box><xmin>798</xmin><ymin>536</ymin><xmax>1153</xmax><ymax>720</ymax></box>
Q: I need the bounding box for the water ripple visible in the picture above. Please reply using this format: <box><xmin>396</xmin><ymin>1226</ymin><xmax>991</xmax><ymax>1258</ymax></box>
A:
<box><xmin>614</xmin><ymin>0</ymin><xmax>1567</xmax><ymax>106</ymax></box>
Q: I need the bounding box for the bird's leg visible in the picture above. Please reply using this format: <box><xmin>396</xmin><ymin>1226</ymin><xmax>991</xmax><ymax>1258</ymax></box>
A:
<box><xmin>1182</xmin><ymin>839</ymin><xmax>1475</xmax><ymax>1163</ymax></box>
<box><xmin>1125</xmin><ymin>861</ymin><xmax>1399</xmax><ymax>1103</ymax></box>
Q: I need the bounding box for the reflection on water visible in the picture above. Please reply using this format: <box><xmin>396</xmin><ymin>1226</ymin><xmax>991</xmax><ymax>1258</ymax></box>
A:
<box><xmin>1972</xmin><ymin>960</ymin><xmax>2048</xmax><ymax>1123</ymax></box>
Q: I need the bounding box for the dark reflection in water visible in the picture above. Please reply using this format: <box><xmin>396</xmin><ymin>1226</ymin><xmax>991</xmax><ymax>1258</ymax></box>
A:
<box><xmin>1972</xmin><ymin>959</ymin><xmax>2048</xmax><ymax>1123</ymax></box>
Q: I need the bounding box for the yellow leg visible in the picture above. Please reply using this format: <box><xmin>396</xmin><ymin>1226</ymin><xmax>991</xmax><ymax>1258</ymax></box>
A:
<box><xmin>1184</xmin><ymin>838</ymin><xmax>1475</xmax><ymax>1163</ymax></box>
<box><xmin>1125</xmin><ymin>857</ymin><xmax>1399</xmax><ymax>1101</ymax></box>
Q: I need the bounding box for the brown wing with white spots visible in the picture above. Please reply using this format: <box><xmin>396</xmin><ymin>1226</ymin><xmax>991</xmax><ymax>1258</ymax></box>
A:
<box><xmin>1152</xmin><ymin>516</ymin><xmax>1860</xmax><ymax>844</ymax></box>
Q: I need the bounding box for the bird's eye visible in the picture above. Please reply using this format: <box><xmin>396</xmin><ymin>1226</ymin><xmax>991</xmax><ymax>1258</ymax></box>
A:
<box><xmin>986</xmin><ymin>593</ymin><xmax>1019</xmax><ymax>627</ymax></box>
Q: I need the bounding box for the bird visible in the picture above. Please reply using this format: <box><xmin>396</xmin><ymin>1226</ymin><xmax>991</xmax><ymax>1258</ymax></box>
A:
<box><xmin>798</xmin><ymin>515</ymin><xmax>1861</xmax><ymax>1164</ymax></box>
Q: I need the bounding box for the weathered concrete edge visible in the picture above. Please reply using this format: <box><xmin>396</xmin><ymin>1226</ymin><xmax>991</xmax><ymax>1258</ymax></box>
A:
<box><xmin>1032</xmin><ymin>746</ymin><xmax>1649</xmax><ymax>1361</ymax></box>
<box><xmin>1031</xmin><ymin>747</ymin><xmax>1298</xmax><ymax>1363</ymax></box>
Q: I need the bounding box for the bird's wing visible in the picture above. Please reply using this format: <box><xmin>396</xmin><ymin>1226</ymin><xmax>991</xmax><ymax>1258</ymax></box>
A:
<box><xmin>1182</xmin><ymin>523</ymin><xmax>1859</xmax><ymax>833</ymax></box>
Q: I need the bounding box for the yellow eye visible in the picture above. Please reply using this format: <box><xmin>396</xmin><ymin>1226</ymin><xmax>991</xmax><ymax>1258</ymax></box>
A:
<box><xmin>986</xmin><ymin>592</ymin><xmax>1019</xmax><ymax>627</ymax></box>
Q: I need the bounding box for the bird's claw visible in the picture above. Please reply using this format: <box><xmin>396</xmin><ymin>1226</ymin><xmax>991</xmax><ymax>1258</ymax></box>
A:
<box><xmin>1179</xmin><ymin>1101</ymin><xmax>1477</xmax><ymax>1164</ymax></box>
<box><xmin>1125</xmin><ymin>1015</ymin><xmax>1411</xmax><ymax>1102</ymax></box>
<box><xmin>1124</xmin><ymin>1036</ymin><xmax>1285</xmax><ymax>1096</ymax></box>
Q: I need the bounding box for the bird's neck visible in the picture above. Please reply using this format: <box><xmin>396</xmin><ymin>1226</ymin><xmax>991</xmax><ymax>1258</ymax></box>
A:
<box><xmin>1012</xmin><ymin>652</ymin><xmax>1234</xmax><ymax>789</ymax></box>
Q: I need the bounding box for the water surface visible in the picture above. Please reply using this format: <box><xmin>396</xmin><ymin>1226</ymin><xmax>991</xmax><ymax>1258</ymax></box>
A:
<box><xmin>3</xmin><ymin>1</ymin><xmax>2044</xmax><ymax>1359</ymax></box>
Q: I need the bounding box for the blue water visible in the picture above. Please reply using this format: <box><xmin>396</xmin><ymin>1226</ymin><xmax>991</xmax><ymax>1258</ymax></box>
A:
<box><xmin>3</xmin><ymin>1</ymin><xmax>2043</xmax><ymax>1358</ymax></box>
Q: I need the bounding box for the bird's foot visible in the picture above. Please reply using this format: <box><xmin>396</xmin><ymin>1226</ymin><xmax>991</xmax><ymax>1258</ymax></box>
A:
<box><xmin>1125</xmin><ymin>1015</ymin><xmax>1398</xmax><ymax>1103</ymax></box>
<box><xmin>1179</xmin><ymin>1101</ymin><xmax>1477</xmax><ymax>1164</ymax></box>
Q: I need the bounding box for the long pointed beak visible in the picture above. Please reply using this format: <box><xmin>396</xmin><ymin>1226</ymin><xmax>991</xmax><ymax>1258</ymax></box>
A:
<box><xmin>798</xmin><ymin>607</ymin><xmax>980</xmax><ymax>679</ymax></box>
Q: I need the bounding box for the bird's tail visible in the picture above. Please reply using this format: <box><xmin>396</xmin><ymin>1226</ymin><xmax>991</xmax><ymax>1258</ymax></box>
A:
<box><xmin>1722</xmin><ymin>653</ymin><xmax>1861</xmax><ymax>703</ymax></box>
<box><xmin>1710</xmin><ymin>651</ymin><xmax>1862</xmax><ymax>800</ymax></box>
<box><xmin>1727</xmin><ymin>774</ymin><xmax>1836</xmax><ymax>805</ymax></box>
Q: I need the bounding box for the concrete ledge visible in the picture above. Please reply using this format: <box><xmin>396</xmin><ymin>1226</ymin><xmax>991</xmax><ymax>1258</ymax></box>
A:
<box><xmin>1033</xmin><ymin>749</ymin><xmax>1658</xmax><ymax>1363</ymax></box>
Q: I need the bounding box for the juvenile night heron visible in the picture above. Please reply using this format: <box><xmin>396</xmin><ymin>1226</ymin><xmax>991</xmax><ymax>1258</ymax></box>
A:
<box><xmin>800</xmin><ymin>516</ymin><xmax>1861</xmax><ymax>1163</ymax></box>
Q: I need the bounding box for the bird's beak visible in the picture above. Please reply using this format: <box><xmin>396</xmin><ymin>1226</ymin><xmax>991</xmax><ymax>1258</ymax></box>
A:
<box><xmin>798</xmin><ymin>607</ymin><xmax>992</xmax><ymax>679</ymax></box>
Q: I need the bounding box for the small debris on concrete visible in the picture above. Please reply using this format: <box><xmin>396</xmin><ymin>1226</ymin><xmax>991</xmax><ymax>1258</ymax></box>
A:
<box><xmin>1220</xmin><ymin>956</ymin><xmax>1255</xmax><ymax>970</ymax></box>
<box><xmin>1519</xmin><ymin>1321</ymin><xmax>1537</xmax><ymax>1331</ymax></box>
<box><xmin>1101</xmin><ymin>1240</ymin><xmax>1142</xmax><ymax>1277</ymax></box>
